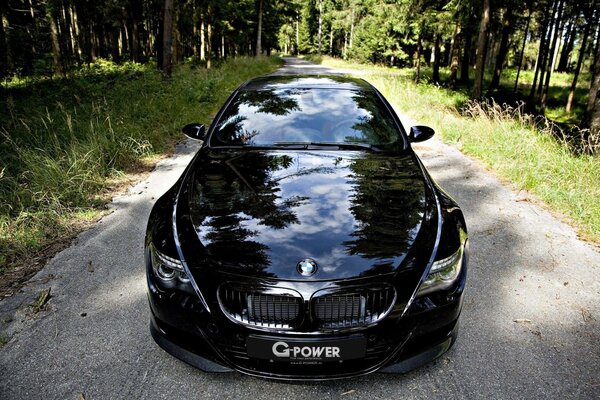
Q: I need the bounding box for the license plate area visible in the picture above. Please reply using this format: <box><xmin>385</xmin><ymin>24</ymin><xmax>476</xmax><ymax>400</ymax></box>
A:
<box><xmin>247</xmin><ymin>335</ymin><xmax>366</xmax><ymax>364</ymax></box>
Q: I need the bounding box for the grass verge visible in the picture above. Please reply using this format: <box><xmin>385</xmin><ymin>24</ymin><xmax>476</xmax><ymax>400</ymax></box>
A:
<box><xmin>0</xmin><ymin>56</ymin><xmax>282</xmax><ymax>294</ymax></box>
<box><xmin>318</xmin><ymin>56</ymin><xmax>600</xmax><ymax>243</ymax></box>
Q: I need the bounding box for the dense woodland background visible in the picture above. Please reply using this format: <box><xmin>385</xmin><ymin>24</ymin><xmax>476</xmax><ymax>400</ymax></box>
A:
<box><xmin>1</xmin><ymin>0</ymin><xmax>600</xmax><ymax>133</ymax></box>
<box><xmin>1</xmin><ymin>0</ymin><xmax>600</xmax><ymax>286</ymax></box>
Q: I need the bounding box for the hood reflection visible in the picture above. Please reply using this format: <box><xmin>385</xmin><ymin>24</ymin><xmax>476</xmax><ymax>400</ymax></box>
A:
<box><xmin>188</xmin><ymin>150</ymin><xmax>426</xmax><ymax>280</ymax></box>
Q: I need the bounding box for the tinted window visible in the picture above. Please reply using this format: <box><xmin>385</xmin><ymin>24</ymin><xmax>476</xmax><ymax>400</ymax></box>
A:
<box><xmin>210</xmin><ymin>88</ymin><xmax>401</xmax><ymax>147</ymax></box>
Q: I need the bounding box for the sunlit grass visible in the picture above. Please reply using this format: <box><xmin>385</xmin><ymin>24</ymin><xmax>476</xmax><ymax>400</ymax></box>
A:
<box><xmin>0</xmin><ymin>56</ymin><xmax>282</xmax><ymax>273</ymax></box>
<box><xmin>317</xmin><ymin>56</ymin><xmax>600</xmax><ymax>242</ymax></box>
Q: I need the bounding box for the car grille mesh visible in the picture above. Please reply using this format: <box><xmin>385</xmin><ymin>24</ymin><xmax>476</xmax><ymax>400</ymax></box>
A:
<box><xmin>218</xmin><ymin>285</ymin><xmax>396</xmax><ymax>330</ymax></box>
<box><xmin>314</xmin><ymin>287</ymin><xmax>396</xmax><ymax>329</ymax></box>
<box><xmin>219</xmin><ymin>286</ymin><xmax>302</xmax><ymax>329</ymax></box>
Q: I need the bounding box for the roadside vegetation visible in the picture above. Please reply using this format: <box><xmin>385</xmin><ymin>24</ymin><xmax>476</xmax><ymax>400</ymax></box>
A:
<box><xmin>314</xmin><ymin>56</ymin><xmax>600</xmax><ymax>242</ymax></box>
<box><xmin>0</xmin><ymin>56</ymin><xmax>281</xmax><ymax>289</ymax></box>
<box><xmin>1</xmin><ymin>0</ymin><xmax>599</xmax><ymax>289</ymax></box>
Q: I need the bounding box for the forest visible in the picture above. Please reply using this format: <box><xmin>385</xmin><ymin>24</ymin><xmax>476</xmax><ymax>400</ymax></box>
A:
<box><xmin>1</xmin><ymin>0</ymin><xmax>599</xmax><ymax>284</ymax></box>
<box><xmin>1</xmin><ymin>0</ymin><xmax>600</xmax><ymax>134</ymax></box>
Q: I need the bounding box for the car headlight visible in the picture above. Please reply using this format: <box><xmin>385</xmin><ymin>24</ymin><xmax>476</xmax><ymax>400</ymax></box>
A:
<box><xmin>417</xmin><ymin>244</ymin><xmax>465</xmax><ymax>296</ymax></box>
<box><xmin>149</xmin><ymin>243</ymin><xmax>190</xmax><ymax>284</ymax></box>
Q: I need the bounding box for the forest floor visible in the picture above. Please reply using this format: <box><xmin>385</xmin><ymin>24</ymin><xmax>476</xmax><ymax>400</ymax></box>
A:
<box><xmin>0</xmin><ymin>57</ymin><xmax>599</xmax><ymax>399</ymax></box>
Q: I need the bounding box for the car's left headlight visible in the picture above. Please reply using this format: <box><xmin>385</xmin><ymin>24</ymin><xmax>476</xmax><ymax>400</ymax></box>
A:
<box><xmin>417</xmin><ymin>242</ymin><xmax>465</xmax><ymax>296</ymax></box>
<box><xmin>148</xmin><ymin>243</ymin><xmax>190</xmax><ymax>284</ymax></box>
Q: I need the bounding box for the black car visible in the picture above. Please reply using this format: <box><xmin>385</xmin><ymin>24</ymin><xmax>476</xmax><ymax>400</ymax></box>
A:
<box><xmin>145</xmin><ymin>75</ymin><xmax>468</xmax><ymax>380</ymax></box>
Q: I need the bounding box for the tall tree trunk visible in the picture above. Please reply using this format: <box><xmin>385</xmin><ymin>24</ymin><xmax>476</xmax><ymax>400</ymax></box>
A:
<box><xmin>295</xmin><ymin>16</ymin><xmax>299</xmax><ymax>55</ymax></box>
<box><xmin>529</xmin><ymin>3</ymin><xmax>553</xmax><ymax>101</ymax></box>
<box><xmin>415</xmin><ymin>32</ymin><xmax>422</xmax><ymax>84</ymax></box>
<box><xmin>317</xmin><ymin>0</ymin><xmax>323</xmax><ymax>55</ymax></box>
<box><xmin>349</xmin><ymin>9</ymin><xmax>354</xmax><ymax>49</ymax></box>
<box><xmin>585</xmin><ymin>40</ymin><xmax>600</xmax><ymax>132</ymax></box>
<box><xmin>513</xmin><ymin>3</ymin><xmax>532</xmax><ymax>93</ymax></box>
<box><xmin>131</xmin><ymin>17</ymin><xmax>140</xmax><ymax>61</ymax></box>
<box><xmin>329</xmin><ymin>21</ymin><xmax>333</xmax><ymax>54</ymax></box>
<box><xmin>460</xmin><ymin>25</ymin><xmax>472</xmax><ymax>84</ymax></box>
<box><xmin>566</xmin><ymin>14</ymin><xmax>593</xmax><ymax>112</ymax></box>
<box><xmin>0</xmin><ymin>1</ymin><xmax>9</xmax><ymax>77</ymax></box>
<box><xmin>162</xmin><ymin>0</ymin><xmax>174</xmax><ymax>78</ymax></box>
<box><xmin>256</xmin><ymin>0</ymin><xmax>263</xmax><ymax>55</ymax></box>
<box><xmin>540</xmin><ymin>0</ymin><xmax>564</xmax><ymax>110</ymax></box>
<box><xmin>172</xmin><ymin>6</ymin><xmax>180</xmax><ymax>62</ymax></box>
<box><xmin>432</xmin><ymin>33</ymin><xmax>441</xmax><ymax>84</ymax></box>
<box><xmin>200</xmin><ymin>14</ymin><xmax>205</xmax><ymax>60</ymax></box>
<box><xmin>557</xmin><ymin>19</ymin><xmax>575</xmax><ymax>72</ymax></box>
<box><xmin>536</xmin><ymin>0</ymin><xmax>560</xmax><ymax>102</ymax></box>
<box><xmin>46</xmin><ymin>3</ymin><xmax>64</xmax><ymax>77</ymax></box>
<box><xmin>472</xmin><ymin>0</ymin><xmax>491</xmax><ymax>99</ymax></box>
<box><xmin>206</xmin><ymin>10</ymin><xmax>212</xmax><ymax>68</ymax></box>
<box><xmin>449</xmin><ymin>20</ymin><xmax>462</xmax><ymax>89</ymax></box>
<box><xmin>490</xmin><ymin>8</ymin><xmax>513</xmax><ymax>89</ymax></box>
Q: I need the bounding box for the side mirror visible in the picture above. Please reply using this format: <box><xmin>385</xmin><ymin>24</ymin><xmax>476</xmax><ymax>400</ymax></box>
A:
<box><xmin>409</xmin><ymin>125</ymin><xmax>435</xmax><ymax>143</ymax></box>
<box><xmin>182</xmin><ymin>123</ymin><xmax>206</xmax><ymax>141</ymax></box>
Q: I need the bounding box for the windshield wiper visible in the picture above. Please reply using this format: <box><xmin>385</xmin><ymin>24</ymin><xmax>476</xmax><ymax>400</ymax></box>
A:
<box><xmin>272</xmin><ymin>141</ymin><xmax>380</xmax><ymax>152</ymax></box>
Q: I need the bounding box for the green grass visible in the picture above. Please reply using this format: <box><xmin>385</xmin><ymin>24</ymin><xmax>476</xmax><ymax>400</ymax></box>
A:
<box><xmin>318</xmin><ymin>56</ymin><xmax>600</xmax><ymax>242</ymax></box>
<box><xmin>0</xmin><ymin>56</ymin><xmax>282</xmax><ymax>274</ymax></box>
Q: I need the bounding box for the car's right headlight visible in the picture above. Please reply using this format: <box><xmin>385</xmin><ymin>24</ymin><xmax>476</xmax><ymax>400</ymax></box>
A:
<box><xmin>417</xmin><ymin>243</ymin><xmax>465</xmax><ymax>296</ymax></box>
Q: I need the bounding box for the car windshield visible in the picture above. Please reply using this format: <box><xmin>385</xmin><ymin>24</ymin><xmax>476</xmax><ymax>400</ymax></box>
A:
<box><xmin>210</xmin><ymin>88</ymin><xmax>402</xmax><ymax>148</ymax></box>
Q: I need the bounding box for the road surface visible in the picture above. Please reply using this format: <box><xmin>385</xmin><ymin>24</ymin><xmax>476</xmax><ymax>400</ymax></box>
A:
<box><xmin>1</xmin><ymin>57</ymin><xmax>599</xmax><ymax>399</ymax></box>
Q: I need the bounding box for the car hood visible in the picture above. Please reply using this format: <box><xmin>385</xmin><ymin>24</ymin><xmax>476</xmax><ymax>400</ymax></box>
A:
<box><xmin>180</xmin><ymin>149</ymin><xmax>433</xmax><ymax>281</ymax></box>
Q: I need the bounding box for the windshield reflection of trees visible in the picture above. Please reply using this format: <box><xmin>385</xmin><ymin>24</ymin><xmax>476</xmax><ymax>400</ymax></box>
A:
<box><xmin>214</xmin><ymin>89</ymin><xmax>301</xmax><ymax>145</ymax></box>
<box><xmin>345</xmin><ymin>91</ymin><xmax>400</xmax><ymax>146</ymax></box>
<box><xmin>214</xmin><ymin>88</ymin><xmax>401</xmax><ymax>147</ymax></box>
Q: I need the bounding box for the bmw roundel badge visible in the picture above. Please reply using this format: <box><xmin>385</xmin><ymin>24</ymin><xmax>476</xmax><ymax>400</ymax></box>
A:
<box><xmin>297</xmin><ymin>259</ymin><xmax>318</xmax><ymax>276</ymax></box>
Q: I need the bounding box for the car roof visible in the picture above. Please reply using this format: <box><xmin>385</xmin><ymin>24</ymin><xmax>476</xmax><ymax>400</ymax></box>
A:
<box><xmin>239</xmin><ymin>75</ymin><xmax>376</xmax><ymax>92</ymax></box>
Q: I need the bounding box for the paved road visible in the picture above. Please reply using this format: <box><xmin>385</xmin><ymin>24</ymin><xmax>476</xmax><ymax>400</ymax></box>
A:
<box><xmin>1</xmin><ymin>58</ymin><xmax>599</xmax><ymax>399</ymax></box>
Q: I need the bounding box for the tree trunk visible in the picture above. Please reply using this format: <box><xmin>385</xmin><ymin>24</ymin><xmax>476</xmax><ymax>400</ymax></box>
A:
<box><xmin>256</xmin><ymin>0</ymin><xmax>263</xmax><ymax>55</ymax></box>
<box><xmin>472</xmin><ymin>0</ymin><xmax>491</xmax><ymax>99</ymax></box>
<box><xmin>490</xmin><ymin>8</ymin><xmax>513</xmax><ymax>89</ymax></box>
<box><xmin>317</xmin><ymin>0</ymin><xmax>323</xmax><ymax>55</ymax></box>
<box><xmin>162</xmin><ymin>0</ymin><xmax>174</xmax><ymax>78</ymax></box>
<box><xmin>0</xmin><ymin>1</ymin><xmax>9</xmax><ymax>77</ymax></box>
<box><xmin>349</xmin><ymin>9</ymin><xmax>354</xmax><ymax>49</ymax></box>
<box><xmin>415</xmin><ymin>32</ymin><xmax>422</xmax><ymax>84</ymax></box>
<box><xmin>432</xmin><ymin>33</ymin><xmax>441</xmax><ymax>84</ymax></box>
<box><xmin>449</xmin><ymin>20</ymin><xmax>462</xmax><ymax>89</ymax></box>
<box><xmin>557</xmin><ymin>19</ymin><xmax>576</xmax><ymax>72</ymax></box>
<box><xmin>536</xmin><ymin>0</ymin><xmax>560</xmax><ymax>102</ymax></box>
<box><xmin>540</xmin><ymin>0</ymin><xmax>564</xmax><ymax>110</ymax></box>
<box><xmin>529</xmin><ymin>3</ymin><xmax>553</xmax><ymax>101</ymax></box>
<box><xmin>221</xmin><ymin>34</ymin><xmax>225</xmax><ymax>58</ymax></box>
<box><xmin>513</xmin><ymin>3</ymin><xmax>532</xmax><ymax>93</ymax></box>
<box><xmin>585</xmin><ymin>41</ymin><xmax>600</xmax><ymax>132</ymax></box>
<box><xmin>46</xmin><ymin>3</ymin><xmax>64</xmax><ymax>77</ymax></box>
<box><xmin>566</xmin><ymin>14</ymin><xmax>592</xmax><ymax>112</ymax></box>
<box><xmin>460</xmin><ymin>26</ymin><xmax>472</xmax><ymax>84</ymax></box>
<box><xmin>131</xmin><ymin>16</ymin><xmax>140</xmax><ymax>61</ymax></box>
<box><xmin>329</xmin><ymin>20</ymin><xmax>333</xmax><ymax>54</ymax></box>
<box><xmin>206</xmin><ymin>12</ymin><xmax>212</xmax><ymax>68</ymax></box>
<box><xmin>200</xmin><ymin>14</ymin><xmax>205</xmax><ymax>61</ymax></box>
<box><xmin>295</xmin><ymin>16</ymin><xmax>299</xmax><ymax>55</ymax></box>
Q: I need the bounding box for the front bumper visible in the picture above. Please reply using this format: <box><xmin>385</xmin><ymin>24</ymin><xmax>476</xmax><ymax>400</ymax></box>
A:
<box><xmin>147</xmin><ymin>259</ymin><xmax>466</xmax><ymax>381</ymax></box>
